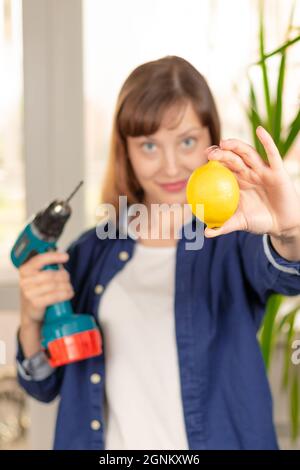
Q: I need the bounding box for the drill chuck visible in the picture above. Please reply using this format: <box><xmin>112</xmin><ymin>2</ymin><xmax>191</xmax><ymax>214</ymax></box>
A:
<box><xmin>33</xmin><ymin>200</ymin><xmax>72</xmax><ymax>241</ymax></box>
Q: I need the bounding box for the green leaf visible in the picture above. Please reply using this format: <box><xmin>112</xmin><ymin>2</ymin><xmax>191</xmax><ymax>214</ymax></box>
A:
<box><xmin>260</xmin><ymin>294</ymin><xmax>283</xmax><ymax>370</ymax></box>
<box><xmin>290</xmin><ymin>372</ymin><xmax>300</xmax><ymax>441</ymax></box>
<box><xmin>255</xmin><ymin>34</ymin><xmax>300</xmax><ymax>64</ymax></box>
<box><xmin>287</xmin><ymin>1</ymin><xmax>297</xmax><ymax>38</ymax></box>
<box><xmin>280</xmin><ymin>309</ymin><xmax>298</xmax><ymax>390</ymax></box>
<box><xmin>281</xmin><ymin>108</ymin><xmax>300</xmax><ymax>156</ymax></box>
<box><xmin>276</xmin><ymin>306</ymin><xmax>300</xmax><ymax>334</ymax></box>
<box><xmin>259</xmin><ymin>5</ymin><xmax>272</xmax><ymax>132</ymax></box>
<box><xmin>273</xmin><ymin>51</ymin><xmax>286</xmax><ymax>150</ymax></box>
<box><xmin>247</xmin><ymin>81</ymin><xmax>268</xmax><ymax>160</ymax></box>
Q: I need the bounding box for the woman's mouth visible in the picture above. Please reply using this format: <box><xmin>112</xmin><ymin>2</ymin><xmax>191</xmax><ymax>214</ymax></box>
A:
<box><xmin>158</xmin><ymin>179</ymin><xmax>189</xmax><ymax>193</ymax></box>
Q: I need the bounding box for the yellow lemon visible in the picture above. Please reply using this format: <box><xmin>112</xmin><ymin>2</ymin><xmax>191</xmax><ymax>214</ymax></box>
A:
<box><xmin>186</xmin><ymin>160</ymin><xmax>240</xmax><ymax>229</ymax></box>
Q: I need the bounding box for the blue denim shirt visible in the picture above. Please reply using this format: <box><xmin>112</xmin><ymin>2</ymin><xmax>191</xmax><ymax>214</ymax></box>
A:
<box><xmin>16</xmin><ymin>218</ymin><xmax>300</xmax><ymax>450</ymax></box>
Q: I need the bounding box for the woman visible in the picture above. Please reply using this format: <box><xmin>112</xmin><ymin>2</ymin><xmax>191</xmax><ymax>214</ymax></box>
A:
<box><xmin>16</xmin><ymin>56</ymin><xmax>300</xmax><ymax>450</ymax></box>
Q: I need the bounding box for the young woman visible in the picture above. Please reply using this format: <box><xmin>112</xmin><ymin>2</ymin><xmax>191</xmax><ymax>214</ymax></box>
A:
<box><xmin>17</xmin><ymin>56</ymin><xmax>300</xmax><ymax>450</ymax></box>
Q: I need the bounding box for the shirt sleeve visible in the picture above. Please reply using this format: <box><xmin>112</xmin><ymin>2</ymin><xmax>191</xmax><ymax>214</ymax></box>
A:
<box><xmin>16</xmin><ymin>329</ymin><xmax>55</xmax><ymax>382</ymax></box>
<box><xmin>262</xmin><ymin>233</ymin><xmax>300</xmax><ymax>276</ymax></box>
<box><xmin>63</xmin><ymin>227</ymin><xmax>98</xmax><ymax>312</ymax></box>
<box><xmin>16</xmin><ymin>329</ymin><xmax>64</xmax><ymax>403</ymax></box>
<box><xmin>237</xmin><ymin>231</ymin><xmax>300</xmax><ymax>306</ymax></box>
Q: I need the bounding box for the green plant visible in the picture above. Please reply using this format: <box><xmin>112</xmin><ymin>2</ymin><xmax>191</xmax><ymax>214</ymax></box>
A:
<box><xmin>245</xmin><ymin>1</ymin><xmax>300</xmax><ymax>441</ymax></box>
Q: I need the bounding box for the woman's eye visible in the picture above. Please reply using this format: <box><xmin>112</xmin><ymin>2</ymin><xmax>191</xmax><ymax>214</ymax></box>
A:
<box><xmin>142</xmin><ymin>142</ymin><xmax>157</xmax><ymax>153</ymax></box>
<box><xmin>181</xmin><ymin>137</ymin><xmax>196</xmax><ymax>149</ymax></box>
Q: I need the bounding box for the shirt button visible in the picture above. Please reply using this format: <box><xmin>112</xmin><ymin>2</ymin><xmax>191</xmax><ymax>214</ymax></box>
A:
<box><xmin>90</xmin><ymin>420</ymin><xmax>101</xmax><ymax>431</ymax></box>
<box><xmin>90</xmin><ymin>373</ymin><xmax>101</xmax><ymax>384</ymax></box>
<box><xmin>94</xmin><ymin>284</ymin><xmax>104</xmax><ymax>295</ymax></box>
<box><xmin>118</xmin><ymin>250</ymin><xmax>129</xmax><ymax>261</ymax></box>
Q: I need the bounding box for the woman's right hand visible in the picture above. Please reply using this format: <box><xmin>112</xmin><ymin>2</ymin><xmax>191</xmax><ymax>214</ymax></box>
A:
<box><xmin>19</xmin><ymin>251</ymin><xmax>74</xmax><ymax>358</ymax></box>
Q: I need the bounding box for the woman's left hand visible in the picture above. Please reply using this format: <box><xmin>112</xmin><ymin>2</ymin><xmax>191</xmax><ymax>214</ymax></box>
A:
<box><xmin>204</xmin><ymin>126</ymin><xmax>300</xmax><ymax>242</ymax></box>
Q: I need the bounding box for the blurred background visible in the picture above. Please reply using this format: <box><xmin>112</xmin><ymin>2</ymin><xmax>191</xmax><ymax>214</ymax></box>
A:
<box><xmin>0</xmin><ymin>0</ymin><xmax>300</xmax><ymax>450</ymax></box>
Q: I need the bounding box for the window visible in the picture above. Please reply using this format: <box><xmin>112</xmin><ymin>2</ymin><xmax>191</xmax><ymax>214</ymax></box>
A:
<box><xmin>0</xmin><ymin>0</ymin><xmax>24</xmax><ymax>281</ymax></box>
<box><xmin>83</xmin><ymin>0</ymin><xmax>300</xmax><ymax>226</ymax></box>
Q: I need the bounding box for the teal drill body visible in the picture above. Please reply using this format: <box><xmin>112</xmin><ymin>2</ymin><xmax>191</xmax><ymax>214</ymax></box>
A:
<box><xmin>11</xmin><ymin>184</ymin><xmax>102</xmax><ymax>366</ymax></box>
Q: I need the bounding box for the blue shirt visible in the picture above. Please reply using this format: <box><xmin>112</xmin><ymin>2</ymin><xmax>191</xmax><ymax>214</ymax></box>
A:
<box><xmin>16</xmin><ymin>218</ymin><xmax>300</xmax><ymax>450</ymax></box>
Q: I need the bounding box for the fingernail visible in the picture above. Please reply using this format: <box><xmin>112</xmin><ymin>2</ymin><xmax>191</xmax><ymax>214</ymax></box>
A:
<box><xmin>206</xmin><ymin>145</ymin><xmax>219</xmax><ymax>151</ymax></box>
<box><xmin>60</xmin><ymin>252</ymin><xmax>69</xmax><ymax>259</ymax></box>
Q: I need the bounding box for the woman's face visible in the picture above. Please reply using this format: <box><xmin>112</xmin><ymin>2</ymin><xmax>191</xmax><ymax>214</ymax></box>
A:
<box><xmin>127</xmin><ymin>102</ymin><xmax>211</xmax><ymax>207</ymax></box>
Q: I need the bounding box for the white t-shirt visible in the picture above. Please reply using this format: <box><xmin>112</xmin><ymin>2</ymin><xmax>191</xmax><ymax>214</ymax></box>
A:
<box><xmin>98</xmin><ymin>242</ymin><xmax>189</xmax><ymax>450</ymax></box>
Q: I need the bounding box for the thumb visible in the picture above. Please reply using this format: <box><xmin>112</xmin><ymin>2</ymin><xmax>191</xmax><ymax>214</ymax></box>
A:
<box><xmin>204</xmin><ymin>213</ymin><xmax>244</xmax><ymax>238</ymax></box>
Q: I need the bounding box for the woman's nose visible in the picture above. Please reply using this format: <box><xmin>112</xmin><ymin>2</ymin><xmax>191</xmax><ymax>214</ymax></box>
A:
<box><xmin>163</xmin><ymin>152</ymin><xmax>181</xmax><ymax>177</ymax></box>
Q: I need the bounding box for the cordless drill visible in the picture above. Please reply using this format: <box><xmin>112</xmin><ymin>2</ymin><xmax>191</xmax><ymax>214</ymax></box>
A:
<box><xmin>11</xmin><ymin>181</ymin><xmax>102</xmax><ymax>367</ymax></box>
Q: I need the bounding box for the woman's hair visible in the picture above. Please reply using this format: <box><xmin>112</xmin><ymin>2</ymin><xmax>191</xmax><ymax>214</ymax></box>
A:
<box><xmin>101</xmin><ymin>55</ymin><xmax>220</xmax><ymax>214</ymax></box>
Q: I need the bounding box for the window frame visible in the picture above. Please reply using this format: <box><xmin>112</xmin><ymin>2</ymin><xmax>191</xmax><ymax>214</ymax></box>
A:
<box><xmin>0</xmin><ymin>0</ymin><xmax>85</xmax><ymax>311</ymax></box>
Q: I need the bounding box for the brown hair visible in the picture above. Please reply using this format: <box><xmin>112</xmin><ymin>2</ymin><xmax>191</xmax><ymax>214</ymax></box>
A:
<box><xmin>101</xmin><ymin>55</ymin><xmax>221</xmax><ymax>216</ymax></box>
